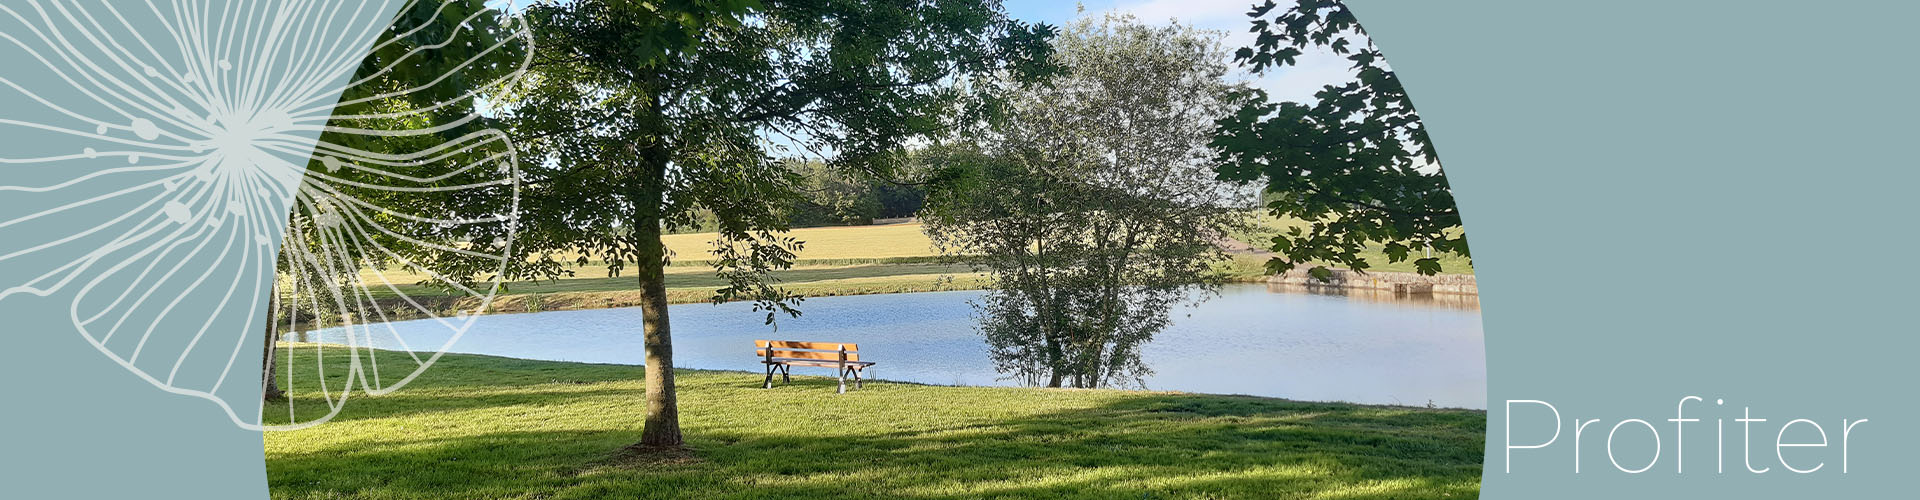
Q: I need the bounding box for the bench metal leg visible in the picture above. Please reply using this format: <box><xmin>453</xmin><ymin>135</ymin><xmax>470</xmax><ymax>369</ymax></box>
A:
<box><xmin>853</xmin><ymin>366</ymin><xmax>863</xmax><ymax>390</ymax></box>
<box><xmin>837</xmin><ymin>366</ymin><xmax>847</xmax><ymax>394</ymax></box>
<box><xmin>763</xmin><ymin>364</ymin><xmax>774</xmax><ymax>389</ymax></box>
<box><xmin>781</xmin><ymin>365</ymin><xmax>790</xmax><ymax>383</ymax></box>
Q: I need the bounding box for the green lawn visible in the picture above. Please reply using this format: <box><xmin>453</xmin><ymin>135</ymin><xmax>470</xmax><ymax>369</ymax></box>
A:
<box><xmin>265</xmin><ymin>348</ymin><xmax>1485</xmax><ymax>499</ymax></box>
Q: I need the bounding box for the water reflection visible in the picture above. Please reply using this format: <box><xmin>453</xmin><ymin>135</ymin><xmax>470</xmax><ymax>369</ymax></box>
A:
<box><xmin>974</xmin><ymin>286</ymin><xmax>1183</xmax><ymax>389</ymax></box>
<box><xmin>305</xmin><ymin>284</ymin><xmax>1487</xmax><ymax>408</ymax></box>
<box><xmin>983</xmin><ymin>284</ymin><xmax>1478</xmax><ymax>391</ymax></box>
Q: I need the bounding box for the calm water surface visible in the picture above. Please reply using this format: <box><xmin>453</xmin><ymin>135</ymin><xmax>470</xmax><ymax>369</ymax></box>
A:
<box><xmin>310</xmin><ymin>284</ymin><xmax>1486</xmax><ymax>409</ymax></box>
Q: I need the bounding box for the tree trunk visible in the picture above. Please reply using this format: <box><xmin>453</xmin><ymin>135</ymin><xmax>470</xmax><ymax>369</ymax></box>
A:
<box><xmin>1042</xmin><ymin>291</ymin><xmax>1066</xmax><ymax>388</ymax></box>
<box><xmin>634</xmin><ymin>216</ymin><xmax>681</xmax><ymax>447</ymax></box>
<box><xmin>261</xmin><ymin>289</ymin><xmax>284</xmax><ymax>401</ymax></box>
<box><xmin>632</xmin><ymin>108</ymin><xmax>681</xmax><ymax>446</ymax></box>
<box><xmin>1044</xmin><ymin>338</ymin><xmax>1075</xmax><ymax>388</ymax></box>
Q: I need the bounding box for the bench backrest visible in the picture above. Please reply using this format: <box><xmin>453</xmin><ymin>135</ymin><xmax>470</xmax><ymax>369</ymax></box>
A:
<box><xmin>754</xmin><ymin>340</ymin><xmax>860</xmax><ymax>362</ymax></box>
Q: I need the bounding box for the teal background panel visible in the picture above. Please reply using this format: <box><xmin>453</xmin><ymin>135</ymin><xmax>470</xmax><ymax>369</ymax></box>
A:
<box><xmin>0</xmin><ymin>1</ymin><xmax>401</xmax><ymax>498</ymax></box>
<box><xmin>1352</xmin><ymin>0</ymin><xmax>1920</xmax><ymax>496</ymax></box>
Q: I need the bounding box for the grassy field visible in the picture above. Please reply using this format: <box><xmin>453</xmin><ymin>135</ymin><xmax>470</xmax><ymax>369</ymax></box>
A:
<box><xmin>358</xmin><ymin>224</ymin><xmax>979</xmax><ymax>304</ymax></box>
<box><xmin>663</xmin><ymin>222</ymin><xmax>942</xmax><ymax>262</ymax></box>
<box><xmin>265</xmin><ymin>348</ymin><xmax>1486</xmax><ymax>499</ymax></box>
<box><xmin>354</xmin><ymin>218</ymin><xmax>1463</xmax><ymax>316</ymax></box>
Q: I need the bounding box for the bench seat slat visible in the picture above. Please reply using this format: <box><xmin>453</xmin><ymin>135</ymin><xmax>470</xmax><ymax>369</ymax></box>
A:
<box><xmin>755</xmin><ymin>349</ymin><xmax>862</xmax><ymax>362</ymax></box>
<box><xmin>763</xmin><ymin>358</ymin><xmax>874</xmax><ymax>367</ymax></box>
<box><xmin>755</xmin><ymin>339</ymin><xmax>863</xmax><ymax>362</ymax></box>
<box><xmin>754</xmin><ymin>340</ymin><xmax>858</xmax><ymax>351</ymax></box>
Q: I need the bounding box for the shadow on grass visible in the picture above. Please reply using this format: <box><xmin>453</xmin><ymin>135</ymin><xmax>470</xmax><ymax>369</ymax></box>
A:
<box><xmin>267</xmin><ymin>355</ymin><xmax>1483</xmax><ymax>499</ymax></box>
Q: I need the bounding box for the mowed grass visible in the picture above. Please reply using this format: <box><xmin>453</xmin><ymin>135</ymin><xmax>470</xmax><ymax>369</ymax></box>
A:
<box><xmin>265</xmin><ymin>347</ymin><xmax>1485</xmax><ymax>499</ymax></box>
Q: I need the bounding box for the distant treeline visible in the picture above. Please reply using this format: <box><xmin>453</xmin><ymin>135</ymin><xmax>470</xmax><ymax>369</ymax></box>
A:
<box><xmin>786</xmin><ymin>160</ymin><xmax>926</xmax><ymax>227</ymax></box>
<box><xmin>669</xmin><ymin>160</ymin><xmax>927</xmax><ymax>234</ymax></box>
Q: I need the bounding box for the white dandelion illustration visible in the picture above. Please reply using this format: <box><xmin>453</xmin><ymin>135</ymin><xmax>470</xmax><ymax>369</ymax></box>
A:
<box><xmin>0</xmin><ymin>0</ymin><xmax>531</xmax><ymax>430</ymax></box>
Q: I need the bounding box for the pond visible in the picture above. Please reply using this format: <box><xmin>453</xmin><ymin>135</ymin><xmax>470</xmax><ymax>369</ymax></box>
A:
<box><xmin>304</xmin><ymin>283</ymin><xmax>1486</xmax><ymax>409</ymax></box>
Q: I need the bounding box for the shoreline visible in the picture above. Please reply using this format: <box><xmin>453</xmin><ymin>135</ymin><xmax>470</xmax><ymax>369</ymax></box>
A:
<box><xmin>273</xmin><ymin>343</ymin><xmax>1490</xmax><ymax>413</ymax></box>
<box><xmin>348</xmin><ymin>273</ymin><xmax>993</xmax><ymax>323</ymax></box>
<box><xmin>301</xmin><ymin>270</ymin><xmax>1477</xmax><ymax>326</ymax></box>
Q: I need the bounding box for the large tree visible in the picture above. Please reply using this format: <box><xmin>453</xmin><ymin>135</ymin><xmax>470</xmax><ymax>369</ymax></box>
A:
<box><xmin>505</xmin><ymin>0</ymin><xmax>1052</xmax><ymax>448</ymax></box>
<box><xmin>923</xmin><ymin>15</ymin><xmax>1247</xmax><ymax>388</ymax></box>
<box><xmin>1212</xmin><ymin>0</ymin><xmax>1466</xmax><ymax>277</ymax></box>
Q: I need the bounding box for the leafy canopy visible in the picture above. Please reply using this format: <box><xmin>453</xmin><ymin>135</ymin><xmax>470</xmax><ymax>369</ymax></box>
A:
<box><xmin>1212</xmin><ymin>0</ymin><xmax>1466</xmax><ymax>277</ymax></box>
<box><xmin>504</xmin><ymin>0</ymin><xmax>1055</xmax><ymax>321</ymax></box>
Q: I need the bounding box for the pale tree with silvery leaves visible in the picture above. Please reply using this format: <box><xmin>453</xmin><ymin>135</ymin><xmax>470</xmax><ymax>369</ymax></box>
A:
<box><xmin>923</xmin><ymin>14</ymin><xmax>1253</xmax><ymax>389</ymax></box>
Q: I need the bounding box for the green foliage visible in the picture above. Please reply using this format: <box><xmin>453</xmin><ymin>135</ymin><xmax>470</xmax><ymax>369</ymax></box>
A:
<box><xmin>1223</xmin><ymin>212</ymin><xmax>1471</xmax><ymax>275</ymax></box>
<box><xmin>1213</xmin><ymin>0</ymin><xmax>1467</xmax><ymax>277</ymax></box>
<box><xmin>265</xmin><ymin>349</ymin><xmax>1486</xmax><ymax>499</ymax></box>
<box><xmin>504</xmin><ymin>0</ymin><xmax>1055</xmax><ymax>321</ymax></box>
<box><xmin>785</xmin><ymin>160</ymin><xmax>928</xmax><ymax>227</ymax></box>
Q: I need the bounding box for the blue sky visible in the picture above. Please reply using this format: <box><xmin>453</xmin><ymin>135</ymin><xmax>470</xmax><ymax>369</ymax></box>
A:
<box><xmin>1003</xmin><ymin>0</ymin><xmax>1357</xmax><ymax>105</ymax></box>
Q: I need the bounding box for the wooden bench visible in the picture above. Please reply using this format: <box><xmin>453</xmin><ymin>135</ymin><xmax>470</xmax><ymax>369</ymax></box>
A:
<box><xmin>755</xmin><ymin>340</ymin><xmax>875</xmax><ymax>393</ymax></box>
